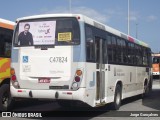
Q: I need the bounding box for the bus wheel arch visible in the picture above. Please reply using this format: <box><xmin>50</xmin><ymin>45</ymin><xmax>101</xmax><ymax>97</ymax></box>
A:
<box><xmin>111</xmin><ymin>81</ymin><xmax>123</xmax><ymax>110</ymax></box>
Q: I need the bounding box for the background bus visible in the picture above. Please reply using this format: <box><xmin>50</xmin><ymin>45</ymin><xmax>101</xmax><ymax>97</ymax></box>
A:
<box><xmin>11</xmin><ymin>14</ymin><xmax>152</xmax><ymax>110</ymax></box>
<box><xmin>0</xmin><ymin>18</ymin><xmax>15</xmax><ymax>111</ymax></box>
<box><xmin>152</xmin><ymin>53</ymin><xmax>160</xmax><ymax>78</ymax></box>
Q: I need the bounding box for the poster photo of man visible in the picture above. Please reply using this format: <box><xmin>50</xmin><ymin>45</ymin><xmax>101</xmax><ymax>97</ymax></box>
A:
<box><xmin>18</xmin><ymin>23</ymin><xmax>33</xmax><ymax>46</ymax></box>
<box><xmin>18</xmin><ymin>21</ymin><xmax>56</xmax><ymax>46</ymax></box>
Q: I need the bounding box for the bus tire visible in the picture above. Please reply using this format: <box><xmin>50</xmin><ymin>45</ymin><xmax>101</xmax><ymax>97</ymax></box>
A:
<box><xmin>0</xmin><ymin>84</ymin><xmax>13</xmax><ymax>111</ymax></box>
<box><xmin>111</xmin><ymin>84</ymin><xmax>122</xmax><ymax>110</ymax></box>
<box><xmin>142</xmin><ymin>81</ymin><xmax>149</xmax><ymax>98</ymax></box>
<box><xmin>148</xmin><ymin>79</ymin><xmax>153</xmax><ymax>93</ymax></box>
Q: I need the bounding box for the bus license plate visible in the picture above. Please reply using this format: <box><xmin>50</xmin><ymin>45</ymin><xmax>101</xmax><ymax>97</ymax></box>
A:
<box><xmin>38</xmin><ymin>78</ymin><xmax>50</xmax><ymax>83</ymax></box>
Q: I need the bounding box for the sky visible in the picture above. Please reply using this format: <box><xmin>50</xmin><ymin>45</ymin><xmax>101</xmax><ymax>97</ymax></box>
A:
<box><xmin>0</xmin><ymin>0</ymin><xmax>160</xmax><ymax>53</ymax></box>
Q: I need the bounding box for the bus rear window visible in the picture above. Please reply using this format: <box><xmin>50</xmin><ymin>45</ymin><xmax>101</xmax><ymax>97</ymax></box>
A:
<box><xmin>14</xmin><ymin>17</ymin><xmax>80</xmax><ymax>46</ymax></box>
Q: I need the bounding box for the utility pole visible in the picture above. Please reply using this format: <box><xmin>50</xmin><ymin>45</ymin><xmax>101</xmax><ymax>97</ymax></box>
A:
<box><xmin>128</xmin><ymin>0</ymin><xmax>130</xmax><ymax>35</ymax></box>
<box><xmin>136</xmin><ymin>23</ymin><xmax>138</xmax><ymax>39</ymax></box>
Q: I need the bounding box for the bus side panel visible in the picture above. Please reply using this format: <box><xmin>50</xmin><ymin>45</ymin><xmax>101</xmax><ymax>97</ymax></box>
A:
<box><xmin>0</xmin><ymin>58</ymin><xmax>10</xmax><ymax>83</ymax></box>
<box><xmin>85</xmin><ymin>63</ymin><xmax>97</xmax><ymax>107</ymax></box>
<box><xmin>106</xmin><ymin>65</ymin><xmax>143</xmax><ymax>100</ymax></box>
<box><xmin>85</xmin><ymin>64</ymin><xmax>144</xmax><ymax>106</ymax></box>
<box><xmin>136</xmin><ymin>67</ymin><xmax>146</xmax><ymax>92</ymax></box>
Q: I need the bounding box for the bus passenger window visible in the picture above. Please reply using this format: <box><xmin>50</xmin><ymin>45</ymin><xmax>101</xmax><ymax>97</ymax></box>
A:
<box><xmin>112</xmin><ymin>36</ymin><xmax>117</xmax><ymax>63</ymax></box>
<box><xmin>5</xmin><ymin>42</ymin><xmax>12</xmax><ymax>57</ymax></box>
<box><xmin>107</xmin><ymin>35</ymin><xmax>112</xmax><ymax>63</ymax></box>
<box><xmin>85</xmin><ymin>25</ymin><xmax>95</xmax><ymax>62</ymax></box>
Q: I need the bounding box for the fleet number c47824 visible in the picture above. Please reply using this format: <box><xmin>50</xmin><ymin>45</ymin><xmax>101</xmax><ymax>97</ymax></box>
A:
<box><xmin>49</xmin><ymin>57</ymin><xmax>68</xmax><ymax>63</ymax></box>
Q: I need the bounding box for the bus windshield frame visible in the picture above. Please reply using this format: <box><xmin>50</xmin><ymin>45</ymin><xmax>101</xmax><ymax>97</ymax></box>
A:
<box><xmin>13</xmin><ymin>17</ymin><xmax>80</xmax><ymax>47</ymax></box>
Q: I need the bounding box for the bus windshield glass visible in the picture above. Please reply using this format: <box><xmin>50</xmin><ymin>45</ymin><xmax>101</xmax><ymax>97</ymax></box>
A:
<box><xmin>14</xmin><ymin>17</ymin><xmax>80</xmax><ymax>46</ymax></box>
<box><xmin>153</xmin><ymin>57</ymin><xmax>160</xmax><ymax>64</ymax></box>
<box><xmin>0</xmin><ymin>27</ymin><xmax>13</xmax><ymax>57</ymax></box>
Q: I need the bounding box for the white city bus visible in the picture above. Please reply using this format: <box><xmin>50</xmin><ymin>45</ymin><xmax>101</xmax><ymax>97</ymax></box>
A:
<box><xmin>10</xmin><ymin>14</ymin><xmax>152</xmax><ymax>110</ymax></box>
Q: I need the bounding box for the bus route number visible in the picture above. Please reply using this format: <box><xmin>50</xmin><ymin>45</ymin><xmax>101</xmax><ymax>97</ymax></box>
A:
<box><xmin>49</xmin><ymin>57</ymin><xmax>68</xmax><ymax>63</ymax></box>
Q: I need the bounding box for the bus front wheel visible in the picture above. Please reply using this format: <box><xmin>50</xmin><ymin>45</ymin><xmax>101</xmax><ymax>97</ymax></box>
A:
<box><xmin>0</xmin><ymin>84</ymin><xmax>13</xmax><ymax>111</ymax></box>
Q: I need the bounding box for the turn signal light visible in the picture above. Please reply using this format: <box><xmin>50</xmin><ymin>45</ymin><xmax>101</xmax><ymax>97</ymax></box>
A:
<box><xmin>76</xmin><ymin>70</ymin><xmax>82</xmax><ymax>76</ymax></box>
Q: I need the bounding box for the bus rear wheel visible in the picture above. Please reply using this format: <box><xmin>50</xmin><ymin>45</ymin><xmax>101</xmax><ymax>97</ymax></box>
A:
<box><xmin>111</xmin><ymin>84</ymin><xmax>122</xmax><ymax>110</ymax></box>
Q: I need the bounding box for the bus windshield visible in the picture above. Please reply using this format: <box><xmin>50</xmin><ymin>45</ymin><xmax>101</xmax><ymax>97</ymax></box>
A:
<box><xmin>0</xmin><ymin>27</ymin><xmax>13</xmax><ymax>57</ymax></box>
<box><xmin>153</xmin><ymin>57</ymin><xmax>160</xmax><ymax>64</ymax></box>
<box><xmin>14</xmin><ymin>17</ymin><xmax>80</xmax><ymax>47</ymax></box>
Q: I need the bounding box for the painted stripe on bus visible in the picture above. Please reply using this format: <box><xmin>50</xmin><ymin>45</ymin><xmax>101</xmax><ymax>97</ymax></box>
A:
<box><xmin>0</xmin><ymin>22</ymin><xmax>14</xmax><ymax>30</ymax></box>
<box><xmin>0</xmin><ymin>58</ymin><xmax>10</xmax><ymax>81</ymax></box>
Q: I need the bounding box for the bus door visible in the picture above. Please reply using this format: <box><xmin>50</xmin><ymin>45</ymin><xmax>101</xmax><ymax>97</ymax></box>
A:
<box><xmin>95</xmin><ymin>37</ymin><xmax>106</xmax><ymax>103</ymax></box>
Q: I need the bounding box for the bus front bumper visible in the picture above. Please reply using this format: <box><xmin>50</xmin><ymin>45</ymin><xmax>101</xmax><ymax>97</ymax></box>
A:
<box><xmin>152</xmin><ymin>72</ymin><xmax>160</xmax><ymax>75</ymax></box>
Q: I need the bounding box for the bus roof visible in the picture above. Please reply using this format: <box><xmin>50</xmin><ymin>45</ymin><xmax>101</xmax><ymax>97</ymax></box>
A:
<box><xmin>152</xmin><ymin>54</ymin><xmax>160</xmax><ymax>57</ymax></box>
<box><xmin>16</xmin><ymin>13</ymin><xmax>149</xmax><ymax>48</ymax></box>
<box><xmin>0</xmin><ymin>18</ymin><xmax>15</xmax><ymax>30</ymax></box>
